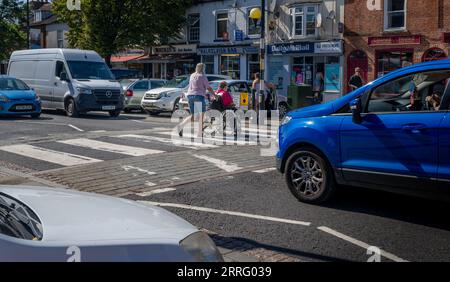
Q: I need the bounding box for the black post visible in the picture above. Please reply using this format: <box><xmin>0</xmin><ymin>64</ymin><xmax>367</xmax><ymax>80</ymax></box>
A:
<box><xmin>26</xmin><ymin>0</ymin><xmax>30</xmax><ymax>49</ymax></box>
<box><xmin>258</xmin><ymin>0</ymin><xmax>266</xmax><ymax>113</ymax></box>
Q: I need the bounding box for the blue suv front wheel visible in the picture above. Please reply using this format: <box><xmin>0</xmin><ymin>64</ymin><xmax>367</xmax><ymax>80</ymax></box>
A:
<box><xmin>285</xmin><ymin>147</ymin><xmax>337</xmax><ymax>204</ymax></box>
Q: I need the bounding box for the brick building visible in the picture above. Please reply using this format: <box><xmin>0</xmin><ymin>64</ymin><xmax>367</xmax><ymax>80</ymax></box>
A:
<box><xmin>344</xmin><ymin>0</ymin><xmax>450</xmax><ymax>92</ymax></box>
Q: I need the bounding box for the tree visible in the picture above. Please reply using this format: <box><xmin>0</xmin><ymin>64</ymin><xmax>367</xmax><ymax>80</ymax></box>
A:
<box><xmin>0</xmin><ymin>0</ymin><xmax>26</xmax><ymax>61</ymax></box>
<box><xmin>52</xmin><ymin>0</ymin><xmax>192</xmax><ymax>65</ymax></box>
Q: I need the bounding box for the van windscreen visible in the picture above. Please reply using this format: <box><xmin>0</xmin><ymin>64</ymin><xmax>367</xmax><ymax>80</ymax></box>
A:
<box><xmin>67</xmin><ymin>61</ymin><xmax>114</xmax><ymax>80</ymax></box>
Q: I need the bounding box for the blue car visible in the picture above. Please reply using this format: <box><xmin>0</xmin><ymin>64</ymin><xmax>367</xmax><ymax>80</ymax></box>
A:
<box><xmin>0</xmin><ymin>76</ymin><xmax>41</xmax><ymax>118</ymax></box>
<box><xmin>277</xmin><ymin>60</ymin><xmax>450</xmax><ymax>204</ymax></box>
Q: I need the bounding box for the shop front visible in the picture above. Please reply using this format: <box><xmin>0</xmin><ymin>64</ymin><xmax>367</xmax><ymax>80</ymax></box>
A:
<box><xmin>197</xmin><ymin>45</ymin><xmax>259</xmax><ymax>80</ymax></box>
<box><xmin>267</xmin><ymin>40</ymin><xmax>344</xmax><ymax>101</ymax></box>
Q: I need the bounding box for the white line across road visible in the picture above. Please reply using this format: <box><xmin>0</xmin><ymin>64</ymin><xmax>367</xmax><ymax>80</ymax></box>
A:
<box><xmin>68</xmin><ymin>124</ymin><xmax>84</xmax><ymax>132</ymax></box>
<box><xmin>140</xmin><ymin>201</ymin><xmax>311</xmax><ymax>227</ymax></box>
<box><xmin>253</xmin><ymin>168</ymin><xmax>277</xmax><ymax>174</ymax></box>
<box><xmin>117</xmin><ymin>134</ymin><xmax>218</xmax><ymax>149</ymax></box>
<box><xmin>58</xmin><ymin>138</ymin><xmax>165</xmax><ymax>156</ymax></box>
<box><xmin>0</xmin><ymin>144</ymin><xmax>101</xmax><ymax>166</ymax></box>
<box><xmin>136</xmin><ymin>188</ymin><xmax>177</xmax><ymax>197</ymax></box>
<box><xmin>191</xmin><ymin>154</ymin><xmax>242</xmax><ymax>173</ymax></box>
<box><xmin>317</xmin><ymin>226</ymin><xmax>408</xmax><ymax>262</ymax></box>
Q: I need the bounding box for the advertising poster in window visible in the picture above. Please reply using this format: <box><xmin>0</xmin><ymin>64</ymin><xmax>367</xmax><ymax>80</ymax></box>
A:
<box><xmin>268</xmin><ymin>57</ymin><xmax>285</xmax><ymax>91</ymax></box>
<box><xmin>325</xmin><ymin>64</ymin><xmax>341</xmax><ymax>92</ymax></box>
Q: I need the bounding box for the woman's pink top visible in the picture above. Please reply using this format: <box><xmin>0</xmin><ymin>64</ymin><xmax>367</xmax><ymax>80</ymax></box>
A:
<box><xmin>217</xmin><ymin>89</ymin><xmax>233</xmax><ymax>107</ymax></box>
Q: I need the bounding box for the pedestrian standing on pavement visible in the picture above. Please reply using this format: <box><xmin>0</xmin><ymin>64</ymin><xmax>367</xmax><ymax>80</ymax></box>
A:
<box><xmin>177</xmin><ymin>63</ymin><xmax>215</xmax><ymax>138</ymax></box>
<box><xmin>313</xmin><ymin>72</ymin><xmax>324</xmax><ymax>103</ymax></box>
<box><xmin>348</xmin><ymin>67</ymin><xmax>364</xmax><ymax>92</ymax></box>
<box><xmin>252</xmin><ymin>72</ymin><xmax>275</xmax><ymax>110</ymax></box>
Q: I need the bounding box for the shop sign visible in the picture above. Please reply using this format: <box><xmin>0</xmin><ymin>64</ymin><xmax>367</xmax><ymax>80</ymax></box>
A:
<box><xmin>368</xmin><ymin>35</ymin><xmax>421</xmax><ymax>46</ymax></box>
<box><xmin>267</xmin><ymin>43</ymin><xmax>314</xmax><ymax>55</ymax></box>
<box><xmin>197</xmin><ymin>46</ymin><xmax>258</xmax><ymax>55</ymax></box>
<box><xmin>234</xmin><ymin>30</ymin><xmax>244</xmax><ymax>42</ymax></box>
<box><xmin>154</xmin><ymin>44</ymin><xmax>197</xmax><ymax>54</ymax></box>
<box><xmin>315</xmin><ymin>41</ymin><xmax>343</xmax><ymax>54</ymax></box>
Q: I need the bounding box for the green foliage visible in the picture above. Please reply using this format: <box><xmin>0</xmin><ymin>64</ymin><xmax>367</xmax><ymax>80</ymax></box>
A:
<box><xmin>0</xmin><ymin>0</ymin><xmax>27</xmax><ymax>60</ymax></box>
<box><xmin>52</xmin><ymin>0</ymin><xmax>192</xmax><ymax>64</ymax></box>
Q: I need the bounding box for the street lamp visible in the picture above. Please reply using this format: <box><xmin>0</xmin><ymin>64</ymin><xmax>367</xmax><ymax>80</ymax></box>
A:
<box><xmin>249</xmin><ymin>3</ymin><xmax>266</xmax><ymax>115</ymax></box>
<box><xmin>26</xmin><ymin>0</ymin><xmax>30</xmax><ymax>49</ymax></box>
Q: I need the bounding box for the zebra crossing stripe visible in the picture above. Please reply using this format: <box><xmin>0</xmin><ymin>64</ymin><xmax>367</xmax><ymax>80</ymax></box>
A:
<box><xmin>58</xmin><ymin>138</ymin><xmax>165</xmax><ymax>156</ymax></box>
<box><xmin>0</xmin><ymin>144</ymin><xmax>101</xmax><ymax>166</ymax></box>
<box><xmin>117</xmin><ymin>134</ymin><xmax>218</xmax><ymax>149</ymax></box>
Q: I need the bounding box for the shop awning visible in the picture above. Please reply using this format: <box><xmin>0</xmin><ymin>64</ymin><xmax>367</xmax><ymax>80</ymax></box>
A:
<box><xmin>129</xmin><ymin>54</ymin><xmax>196</xmax><ymax>64</ymax></box>
<box><xmin>111</xmin><ymin>54</ymin><xmax>146</xmax><ymax>63</ymax></box>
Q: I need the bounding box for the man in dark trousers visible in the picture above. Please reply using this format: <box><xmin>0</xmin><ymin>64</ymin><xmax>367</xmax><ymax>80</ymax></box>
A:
<box><xmin>348</xmin><ymin>67</ymin><xmax>364</xmax><ymax>92</ymax></box>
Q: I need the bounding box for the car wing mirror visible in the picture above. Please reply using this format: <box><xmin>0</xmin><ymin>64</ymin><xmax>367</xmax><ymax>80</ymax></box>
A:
<box><xmin>350</xmin><ymin>98</ymin><xmax>363</xmax><ymax>124</ymax></box>
<box><xmin>60</xmin><ymin>72</ymin><xmax>69</xmax><ymax>82</ymax></box>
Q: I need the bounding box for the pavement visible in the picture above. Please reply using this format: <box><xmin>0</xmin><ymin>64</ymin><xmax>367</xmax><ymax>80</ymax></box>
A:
<box><xmin>0</xmin><ymin>110</ymin><xmax>449</xmax><ymax>262</ymax></box>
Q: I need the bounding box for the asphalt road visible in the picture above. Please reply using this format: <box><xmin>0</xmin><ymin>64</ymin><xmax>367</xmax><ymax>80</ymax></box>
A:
<box><xmin>1</xmin><ymin>110</ymin><xmax>449</xmax><ymax>262</ymax></box>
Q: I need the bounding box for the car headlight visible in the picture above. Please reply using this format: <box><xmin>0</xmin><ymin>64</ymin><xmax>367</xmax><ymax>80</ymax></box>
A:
<box><xmin>180</xmin><ymin>232</ymin><xmax>224</xmax><ymax>262</ymax></box>
<box><xmin>76</xmin><ymin>87</ymin><xmax>93</xmax><ymax>95</ymax></box>
<box><xmin>0</xmin><ymin>95</ymin><xmax>9</xmax><ymax>102</ymax></box>
<box><xmin>281</xmin><ymin>116</ymin><xmax>293</xmax><ymax>126</ymax></box>
<box><xmin>159</xmin><ymin>92</ymin><xmax>169</xmax><ymax>99</ymax></box>
<box><xmin>35</xmin><ymin>94</ymin><xmax>41</xmax><ymax>101</ymax></box>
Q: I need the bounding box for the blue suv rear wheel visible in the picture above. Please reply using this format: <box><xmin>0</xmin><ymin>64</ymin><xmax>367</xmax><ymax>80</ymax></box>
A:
<box><xmin>285</xmin><ymin>147</ymin><xmax>336</xmax><ymax>204</ymax></box>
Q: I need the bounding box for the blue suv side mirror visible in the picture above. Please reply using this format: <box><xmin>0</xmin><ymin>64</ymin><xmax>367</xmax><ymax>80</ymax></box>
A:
<box><xmin>350</xmin><ymin>98</ymin><xmax>362</xmax><ymax>124</ymax></box>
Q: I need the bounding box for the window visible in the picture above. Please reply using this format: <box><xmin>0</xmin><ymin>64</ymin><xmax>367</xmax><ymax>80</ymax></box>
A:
<box><xmin>220</xmin><ymin>55</ymin><xmax>240</xmax><ymax>79</ymax></box>
<box><xmin>367</xmin><ymin>70</ymin><xmax>450</xmax><ymax>113</ymax></box>
<box><xmin>248</xmin><ymin>54</ymin><xmax>260</xmax><ymax>81</ymax></box>
<box><xmin>133</xmin><ymin>80</ymin><xmax>149</xmax><ymax>90</ymax></box>
<box><xmin>291</xmin><ymin>5</ymin><xmax>318</xmax><ymax>38</ymax></box>
<box><xmin>55</xmin><ymin>61</ymin><xmax>67</xmax><ymax>78</ymax></box>
<box><xmin>248</xmin><ymin>7</ymin><xmax>261</xmax><ymax>36</ymax></box>
<box><xmin>377</xmin><ymin>50</ymin><xmax>413</xmax><ymax>77</ymax></box>
<box><xmin>151</xmin><ymin>81</ymin><xmax>166</xmax><ymax>89</ymax></box>
<box><xmin>384</xmin><ymin>0</ymin><xmax>406</xmax><ymax>30</ymax></box>
<box><xmin>216</xmin><ymin>12</ymin><xmax>229</xmax><ymax>40</ymax></box>
<box><xmin>292</xmin><ymin>56</ymin><xmax>314</xmax><ymax>85</ymax></box>
<box><xmin>57</xmin><ymin>30</ymin><xmax>64</xmax><ymax>48</ymax></box>
<box><xmin>187</xmin><ymin>14</ymin><xmax>200</xmax><ymax>42</ymax></box>
<box><xmin>202</xmin><ymin>55</ymin><xmax>215</xmax><ymax>74</ymax></box>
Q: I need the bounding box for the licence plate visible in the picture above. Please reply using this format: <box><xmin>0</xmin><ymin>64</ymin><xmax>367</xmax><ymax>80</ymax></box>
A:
<box><xmin>15</xmin><ymin>105</ymin><xmax>33</xmax><ymax>110</ymax></box>
<box><xmin>102</xmin><ymin>105</ymin><xmax>116</xmax><ymax>110</ymax></box>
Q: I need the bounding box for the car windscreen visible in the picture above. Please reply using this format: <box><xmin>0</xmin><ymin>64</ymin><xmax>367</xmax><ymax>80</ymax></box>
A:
<box><xmin>0</xmin><ymin>78</ymin><xmax>30</xmax><ymax>91</ymax></box>
<box><xmin>0</xmin><ymin>192</ymin><xmax>43</xmax><ymax>241</ymax></box>
<box><xmin>166</xmin><ymin>76</ymin><xmax>189</xmax><ymax>88</ymax></box>
<box><xmin>120</xmin><ymin>79</ymin><xmax>136</xmax><ymax>88</ymax></box>
<box><xmin>67</xmin><ymin>61</ymin><xmax>114</xmax><ymax>80</ymax></box>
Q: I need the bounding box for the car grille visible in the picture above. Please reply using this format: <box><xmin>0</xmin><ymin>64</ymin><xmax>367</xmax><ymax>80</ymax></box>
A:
<box><xmin>93</xmin><ymin>89</ymin><xmax>122</xmax><ymax>105</ymax></box>
<box><xmin>145</xmin><ymin>93</ymin><xmax>160</xmax><ymax>100</ymax></box>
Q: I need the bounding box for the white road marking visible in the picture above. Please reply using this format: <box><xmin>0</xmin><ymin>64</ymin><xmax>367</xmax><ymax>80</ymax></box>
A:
<box><xmin>253</xmin><ymin>167</ymin><xmax>277</xmax><ymax>174</ymax></box>
<box><xmin>90</xmin><ymin>130</ymin><xmax>107</xmax><ymax>133</ymax></box>
<box><xmin>145</xmin><ymin>181</ymin><xmax>157</xmax><ymax>187</ymax></box>
<box><xmin>131</xmin><ymin>120</ymin><xmax>145</xmax><ymax>123</ymax></box>
<box><xmin>191</xmin><ymin>154</ymin><xmax>242</xmax><ymax>173</ymax></box>
<box><xmin>117</xmin><ymin>134</ymin><xmax>218</xmax><ymax>149</ymax></box>
<box><xmin>0</xmin><ymin>144</ymin><xmax>101</xmax><ymax>166</ymax></box>
<box><xmin>59</xmin><ymin>138</ymin><xmax>164</xmax><ymax>156</ymax></box>
<box><xmin>68</xmin><ymin>124</ymin><xmax>84</xmax><ymax>132</ymax></box>
<box><xmin>122</xmin><ymin>165</ymin><xmax>156</xmax><ymax>176</ymax></box>
<box><xmin>136</xmin><ymin>188</ymin><xmax>176</xmax><ymax>197</ymax></box>
<box><xmin>140</xmin><ymin>201</ymin><xmax>311</xmax><ymax>227</ymax></box>
<box><xmin>317</xmin><ymin>226</ymin><xmax>408</xmax><ymax>262</ymax></box>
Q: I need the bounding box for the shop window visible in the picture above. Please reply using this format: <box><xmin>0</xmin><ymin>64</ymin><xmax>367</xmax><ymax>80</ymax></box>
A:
<box><xmin>220</xmin><ymin>55</ymin><xmax>240</xmax><ymax>80</ymax></box>
<box><xmin>202</xmin><ymin>55</ymin><xmax>215</xmax><ymax>74</ymax></box>
<box><xmin>377</xmin><ymin>50</ymin><xmax>413</xmax><ymax>77</ymax></box>
<box><xmin>422</xmin><ymin>48</ymin><xmax>447</xmax><ymax>62</ymax></box>
<box><xmin>248</xmin><ymin>7</ymin><xmax>261</xmax><ymax>36</ymax></box>
<box><xmin>216</xmin><ymin>12</ymin><xmax>229</xmax><ymax>40</ymax></box>
<box><xmin>248</xmin><ymin>54</ymin><xmax>260</xmax><ymax>80</ymax></box>
<box><xmin>368</xmin><ymin>70</ymin><xmax>450</xmax><ymax>113</ymax></box>
<box><xmin>291</xmin><ymin>5</ymin><xmax>318</xmax><ymax>38</ymax></box>
<box><xmin>384</xmin><ymin>0</ymin><xmax>406</xmax><ymax>31</ymax></box>
<box><xmin>187</xmin><ymin>14</ymin><xmax>200</xmax><ymax>43</ymax></box>
<box><xmin>292</xmin><ymin>57</ymin><xmax>314</xmax><ymax>85</ymax></box>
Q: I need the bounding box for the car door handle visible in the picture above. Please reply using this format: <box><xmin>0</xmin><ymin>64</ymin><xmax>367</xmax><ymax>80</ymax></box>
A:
<box><xmin>402</xmin><ymin>124</ymin><xmax>428</xmax><ymax>134</ymax></box>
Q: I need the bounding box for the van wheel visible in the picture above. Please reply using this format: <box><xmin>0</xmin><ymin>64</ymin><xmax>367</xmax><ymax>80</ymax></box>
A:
<box><xmin>285</xmin><ymin>147</ymin><xmax>336</xmax><ymax>204</ymax></box>
<box><xmin>109</xmin><ymin>110</ymin><xmax>121</xmax><ymax>117</ymax></box>
<box><xmin>65</xmin><ymin>99</ymin><xmax>79</xmax><ymax>118</ymax></box>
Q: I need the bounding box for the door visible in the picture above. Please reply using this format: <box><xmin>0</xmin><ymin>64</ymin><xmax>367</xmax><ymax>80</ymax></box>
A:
<box><xmin>438</xmin><ymin>103</ymin><xmax>450</xmax><ymax>184</ymax></box>
<box><xmin>53</xmin><ymin>61</ymin><xmax>70</xmax><ymax>109</ymax></box>
<box><xmin>130</xmin><ymin>80</ymin><xmax>150</xmax><ymax>106</ymax></box>
<box><xmin>33</xmin><ymin>61</ymin><xmax>54</xmax><ymax>108</ymax></box>
<box><xmin>340</xmin><ymin>69</ymin><xmax>450</xmax><ymax>189</ymax></box>
<box><xmin>347</xmin><ymin>50</ymin><xmax>368</xmax><ymax>93</ymax></box>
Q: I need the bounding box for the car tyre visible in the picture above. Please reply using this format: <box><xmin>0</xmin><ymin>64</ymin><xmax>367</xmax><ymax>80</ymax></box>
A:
<box><xmin>279</xmin><ymin>103</ymin><xmax>289</xmax><ymax>119</ymax></box>
<box><xmin>173</xmin><ymin>98</ymin><xmax>180</xmax><ymax>112</ymax></box>
<box><xmin>285</xmin><ymin>147</ymin><xmax>336</xmax><ymax>204</ymax></box>
<box><xmin>148</xmin><ymin>111</ymin><xmax>160</xmax><ymax>116</ymax></box>
<box><xmin>30</xmin><ymin>113</ymin><xmax>41</xmax><ymax>119</ymax></box>
<box><xmin>123</xmin><ymin>108</ymin><xmax>132</xmax><ymax>114</ymax></box>
<box><xmin>109</xmin><ymin>110</ymin><xmax>121</xmax><ymax>117</ymax></box>
<box><xmin>65</xmin><ymin>98</ymin><xmax>79</xmax><ymax>118</ymax></box>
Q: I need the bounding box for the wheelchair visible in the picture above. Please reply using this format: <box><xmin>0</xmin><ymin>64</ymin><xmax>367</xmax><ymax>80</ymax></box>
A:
<box><xmin>202</xmin><ymin>95</ymin><xmax>241</xmax><ymax>138</ymax></box>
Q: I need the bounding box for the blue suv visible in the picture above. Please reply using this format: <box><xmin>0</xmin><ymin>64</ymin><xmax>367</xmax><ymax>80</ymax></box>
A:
<box><xmin>277</xmin><ymin>60</ymin><xmax>450</xmax><ymax>204</ymax></box>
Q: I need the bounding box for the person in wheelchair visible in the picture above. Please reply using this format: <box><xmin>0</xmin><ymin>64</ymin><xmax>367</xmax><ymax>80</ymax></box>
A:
<box><xmin>210</xmin><ymin>81</ymin><xmax>236</xmax><ymax>112</ymax></box>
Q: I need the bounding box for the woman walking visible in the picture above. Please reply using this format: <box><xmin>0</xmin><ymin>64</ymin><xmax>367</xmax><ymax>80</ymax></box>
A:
<box><xmin>178</xmin><ymin>63</ymin><xmax>215</xmax><ymax>137</ymax></box>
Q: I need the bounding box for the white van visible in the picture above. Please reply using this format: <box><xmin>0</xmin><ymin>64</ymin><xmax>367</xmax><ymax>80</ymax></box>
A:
<box><xmin>8</xmin><ymin>49</ymin><xmax>124</xmax><ymax>117</ymax></box>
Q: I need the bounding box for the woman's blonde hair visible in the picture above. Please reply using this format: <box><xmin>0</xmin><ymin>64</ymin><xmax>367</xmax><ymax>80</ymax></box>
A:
<box><xmin>195</xmin><ymin>63</ymin><xmax>206</xmax><ymax>74</ymax></box>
